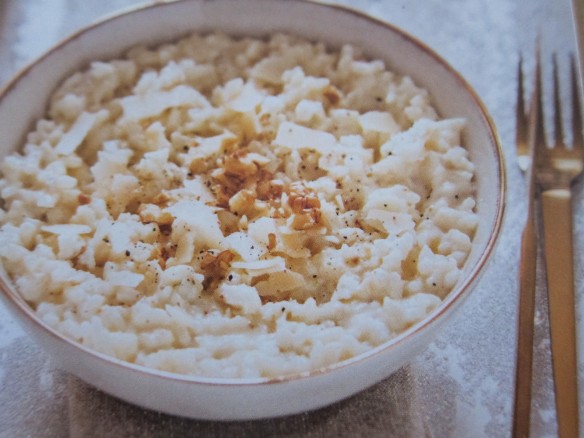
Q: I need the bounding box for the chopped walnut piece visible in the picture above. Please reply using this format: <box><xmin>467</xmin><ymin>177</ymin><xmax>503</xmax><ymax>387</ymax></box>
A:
<box><xmin>267</xmin><ymin>233</ymin><xmax>277</xmax><ymax>251</ymax></box>
<box><xmin>290</xmin><ymin>209</ymin><xmax>322</xmax><ymax>230</ymax></box>
<box><xmin>157</xmin><ymin>211</ymin><xmax>175</xmax><ymax>225</ymax></box>
<box><xmin>288</xmin><ymin>182</ymin><xmax>321</xmax><ymax>212</ymax></box>
<box><xmin>323</xmin><ymin>85</ymin><xmax>341</xmax><ymax>106</ymax></box>
<box><xmin>149</xmin><ymin>246</ymin><xmax>167</xmax><ymax>270</ymax></box>
<box><xmin>290</xmin><ymin>194</ymin><xmax>320</xmax><ymax>213</ymax></box>
<box><xmin>229</xmin><ymin>189</ymin><xmax>256</xmax><ymax>216</ymax></box>
<box><xmin>256</xmin><ymin>180</ymin><xmax>270</xmax><ymax>200</ymax></box>
<box><xmin>211</xmin><ymin>147</ymin><xmax>282</xmax><ymax>216</ymax></box>
<box><xmin>269</xmin><ymin>179</ymin><xmax>284</xmax><ymax>197</ymax></box>
<box><xmin>259</xmin><ymin>113</ymin><xmax>271</xmax><ymax>126</ymax></box>
<box><xmin>270</xmin><ymin>207</ymin><xmax>286</xmax><ymax>219</ymax></box>
<box><xmin>201</xmin><ymin>250</ymin><xmax>235</xmax><ymax>289</ymax></box>
<box><xmin>211</xmin><ymin>150</ymin><xmax>254</xmax><ymax>208</ymax></box>
<box><xmin>212</xmin><ymin>183</ymin><xmax>232</xmax><ymax>208</ymax></box>
<box><xmin>200</xmin><ymin>253</ymin><xmax>215</xmax><ymax>270</ymax></box>
<box><xmin>157</xmin><ymin>246</ymin><xmax>171</xmax><ymax>270</ymax></box>
<box><xmin>256</xmin><ymin>172</ymin><xmax>285</xmax><ymax>204</ymax></box>
<box><xmin>201</xmin><ymin>250</ymin><xmax>235</xmax><ymax>271</ymax></box>
<box><xmin>211</xmin><ymin>165</ymin><xmax>241</xmax><ymax>191</ymax></box>
<box><xmin>152</xmin><ymin>192</ymin><xmax>170</xmax><ymax>206</ymax></box>
<box><xmin>223</xmin><ymin>149</ymin><xmax>258</xmax><ymax>179</ymax></box>
<box><xmin>78</xmin><ymin>193</ymin><xmax>91</xmax><ymax>205</ymax></box>
<box><xmin>189</xmin><ymin>156</ymin><xmax>210</xmax><ymax>174</ymax></box>
<box><xmin>286</xmin><ymin>182</ymin><xmax>324</xmax><ymax>230</ymax></box>
<box><xmin>138</xmin><ymin>204</ymin><xmax>174</xmax><ymax>225</ymax></box>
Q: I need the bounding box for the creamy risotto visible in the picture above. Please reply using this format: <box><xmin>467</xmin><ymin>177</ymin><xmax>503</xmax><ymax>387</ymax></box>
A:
<box><xmin>0</xmin><ymin>33</ymin><xmax>478</xmax><ymax>378</ymax></box>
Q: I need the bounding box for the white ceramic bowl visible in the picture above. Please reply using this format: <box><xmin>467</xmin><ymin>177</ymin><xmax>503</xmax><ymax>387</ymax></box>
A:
<box><xmin>0</xmin><ymin>0</ymin><xmax>505</xmax><ymax>420</ymax></box>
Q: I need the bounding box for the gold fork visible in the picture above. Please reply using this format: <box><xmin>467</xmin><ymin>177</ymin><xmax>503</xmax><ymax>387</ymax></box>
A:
<box><xmin>513</xmin><ymin>51</ymin><xmax>541</xmax><ymax>438</ymax></box>
<box><xmin>536</xmin><ymin>53</ymin><xmax>583</xmax><ymax>438</ymax></box>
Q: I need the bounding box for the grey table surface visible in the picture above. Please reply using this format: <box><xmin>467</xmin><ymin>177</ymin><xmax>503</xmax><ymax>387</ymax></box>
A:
<box><xmin>0</xmin><ymin>1</ymin><xmax>582</xmax><ymax>437</ymax></box>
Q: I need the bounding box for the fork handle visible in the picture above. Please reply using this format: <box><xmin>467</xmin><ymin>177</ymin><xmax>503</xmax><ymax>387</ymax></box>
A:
<box><xmin>541</xmin><ymin>188</ymin><xmax>579</xmax><ymax>438</ymax></box>
<box><xmin>512</xmin><ymin>203</ymin><xmax>537</xmax><ymax>438</ymax></box>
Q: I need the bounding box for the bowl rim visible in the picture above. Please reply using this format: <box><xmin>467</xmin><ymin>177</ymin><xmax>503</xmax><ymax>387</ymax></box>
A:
<box><xmin>0</xmin><ymin>0</ymin><xmax>506</xmax><ymax>387</ymax></box>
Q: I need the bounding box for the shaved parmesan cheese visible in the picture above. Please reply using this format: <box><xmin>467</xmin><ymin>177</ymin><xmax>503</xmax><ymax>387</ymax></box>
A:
<box><xmin>120</xmin><ymin>85</ymin><xmax>209</xmax><ymax>120</ymax></box>
<box><xmin>55</xmin><ymin>110</ymin><xmax>108</xmax><ymax>155</ymax></box>
<box><xmin>274</xmin><ymin>121</ymin><xmax>337</xmax><ymax>152</ymax></box>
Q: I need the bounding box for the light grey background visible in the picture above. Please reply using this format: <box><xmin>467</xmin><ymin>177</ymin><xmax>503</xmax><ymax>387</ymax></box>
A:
<box><xmin>0</xmin><ymin>1</ymin><xmax>581</xmax><ymax>437</ymax></box>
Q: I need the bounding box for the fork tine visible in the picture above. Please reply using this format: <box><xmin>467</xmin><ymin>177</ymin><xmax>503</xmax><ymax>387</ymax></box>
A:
<box><xmin>531</xmin><ymin>44</ymin><xmax>546</xmax><ymax>153</ymax></box>
<box><xmin>516</xmin><ymin>55</ymin><xmax>530</xmax><ymax>170</ymax></box>
<box><xmin>571</xmin><ymin>54</ymin><xmax>583</xmax><ymax>150</ymax></box>
<box><xmin>515</xmin><ymin>55</ymin><xmax>527</xmax><ymax>150</ymax></box>
<box><xmin>552</xmin><ymin>54</ymin><xmax>564</xmax><ymax>147</ymax></box>
<box><xmin>516</xmin><ymin>55</ymin><xmax>527</xmax><ymax>139</ymax></box>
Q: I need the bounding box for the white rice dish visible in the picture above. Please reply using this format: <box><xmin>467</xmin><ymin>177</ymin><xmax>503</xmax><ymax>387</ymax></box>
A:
<box><xmin>0</xmin><ymin>33</ymin><xmax>478</xmax><ymax>378</ymax></box>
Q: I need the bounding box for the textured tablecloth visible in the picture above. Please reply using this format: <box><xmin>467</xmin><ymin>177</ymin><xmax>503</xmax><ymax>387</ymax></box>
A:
<box><xmin>0</xmin><ymin>1</ymin><xmax>582</xmax><ymax>437</ymax></box>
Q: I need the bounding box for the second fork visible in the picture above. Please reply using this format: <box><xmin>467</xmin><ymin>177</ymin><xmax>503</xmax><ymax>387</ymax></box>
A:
<box><xmin>536</xmin><ymin>53</ymin><xmax>583</xmax><ymax>438</ymax></box>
